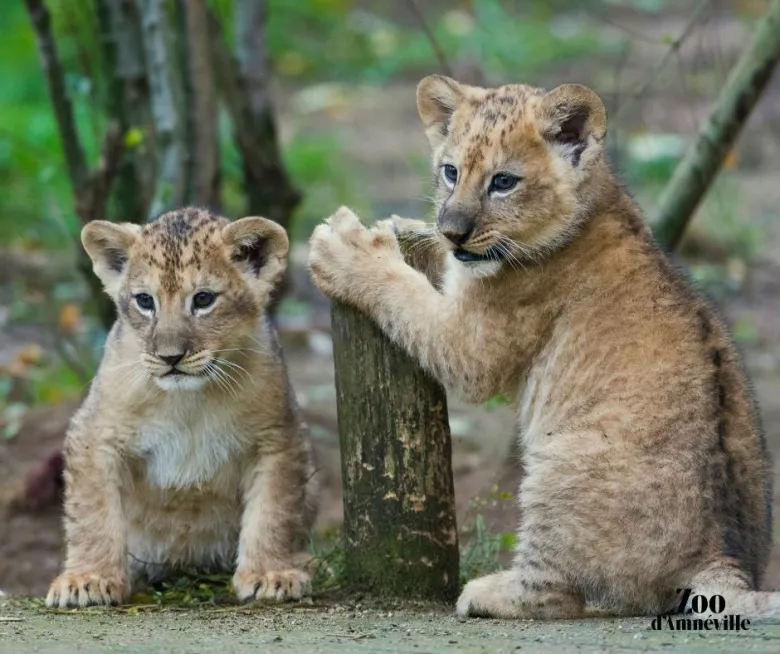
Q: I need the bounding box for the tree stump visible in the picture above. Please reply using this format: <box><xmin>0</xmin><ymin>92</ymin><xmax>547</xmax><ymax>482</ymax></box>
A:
<box><xmin>331</xmin><ymin>302</ymin><xmax>459</xmax><ymax>601</ymax></box>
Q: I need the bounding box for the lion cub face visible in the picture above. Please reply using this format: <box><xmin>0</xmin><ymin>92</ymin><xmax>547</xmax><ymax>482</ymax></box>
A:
<box><xmin>82</xmin><ymin>208</ymin><xmax>288</xmax><ymax>392</ymax></box>
<box><xmin>416</xmin><ymin>75</ymin><xmax>607</xmax><ymax>271</ymax></box>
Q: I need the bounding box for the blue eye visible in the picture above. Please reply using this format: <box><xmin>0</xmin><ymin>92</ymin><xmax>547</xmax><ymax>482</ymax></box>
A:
<box><xmin>192</xmin><ymin>291</ymin><xmax>217</xmax><ymax>311</ymax></box>
<box><xmin>442</xmin><ymin>164</ymin><xmax>458</xmax><ymax>184</ymax></box>
<box><xmin>490</xmin><ymin>172</ymin><xmax>520</xmax><ymax>193</ymax></box>
<box><xmin>135</xmin><ymin>293</ymin><xmax>155</xmax><ymax>311</ymax></box>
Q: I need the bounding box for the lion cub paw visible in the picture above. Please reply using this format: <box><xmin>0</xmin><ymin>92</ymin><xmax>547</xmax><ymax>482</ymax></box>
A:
<box><xmin>233</xmin><ymin>569</ymin><xmax>311</xmax><ymax>602</ymax></box>
<box><xmin>374</xmin><ymin>215</ymin><xmax>430</xmax><ymax>236</ymax></box>
<box><xmin>45</xmin><ymin>572</ymin><xmax>126</xmax><ymax>608</ymax></box>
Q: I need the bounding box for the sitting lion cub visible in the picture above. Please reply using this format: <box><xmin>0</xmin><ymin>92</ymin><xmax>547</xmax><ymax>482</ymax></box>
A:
<box><xmin>46</xmin><ymin>208</ymin><xmax>317</xmax><ymax>608</ymax></box>
<box><xmin>308</xmin><ymin>76</ymin><xmax>778</xmax><ymax>618</ymax></box>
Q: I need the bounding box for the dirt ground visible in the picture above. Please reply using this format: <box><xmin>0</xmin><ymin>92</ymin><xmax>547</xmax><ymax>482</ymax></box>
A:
<box><xmin>2</xmin><ymin>598</ymin><xmax>780</xmax><ymax>654</ymax></box>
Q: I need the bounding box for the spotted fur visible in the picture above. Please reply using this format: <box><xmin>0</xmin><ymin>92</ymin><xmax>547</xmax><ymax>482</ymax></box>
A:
<box><xmin>308</xmin><ymin>76</ymin><xmax>776</xmax><ymax>619</ymax></box>
<box><xmin>46</xmin><ymin>208</ymin><xmax>318</xmax><ymax>609</ymax></box>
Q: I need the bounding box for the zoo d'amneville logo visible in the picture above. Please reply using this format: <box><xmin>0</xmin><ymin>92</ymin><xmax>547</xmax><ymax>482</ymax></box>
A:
<box><xmin>650</xmin><ymin>589</ymin><xmax>751</xmax><ymax>632</ymax></box>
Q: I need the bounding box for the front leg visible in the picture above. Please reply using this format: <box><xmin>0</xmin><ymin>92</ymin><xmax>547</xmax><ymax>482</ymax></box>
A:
<box><xmin>309</xmin><ymin>207</ymin><xmax>509</xmax><ymax>400</ymax></box>
<box><xmin>233</xmin><ymin>446</ymin><xmax>312</xmax><ymax>602</ymax></box>
<box><xmin>45</xmin><ymin>436</ymin><xmax>127</xmax><ymax>608</ymax></box>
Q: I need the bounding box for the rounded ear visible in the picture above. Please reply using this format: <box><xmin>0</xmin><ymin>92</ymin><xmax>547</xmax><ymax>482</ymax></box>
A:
<box><xmin>221</xmin><ymin>216</ymin><xmax>289</xmax><ymax>285</ymax></box>
<box><xmin>81</xmin><ymin>221</ymin><xmax>140</xmax><ymax>297</ymax></box>
<box><xmin>417</xmin><ymin>74</ymin><xmax>470</xmax><ymax>148</ymax></box>
<box><xmin>538</xmin><ymin>83</ymin><xmax>607</xmax><ymax>168</ymax></box>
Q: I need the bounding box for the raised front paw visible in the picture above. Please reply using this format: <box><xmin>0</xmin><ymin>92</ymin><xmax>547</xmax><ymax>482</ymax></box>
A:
<box><xmin>233</xmin><ymin>569</ymin><xmax>311</xmax><ymax>602</ymax></box>
<box><xmin>45</xmin><ymin>571</ymin><xmax>127</xmax><ymax>608</ymax></box>
<box><xmin>308</xmin><ymin>206</ymin><xmax>401</xmax><ymax>303</ymax></box>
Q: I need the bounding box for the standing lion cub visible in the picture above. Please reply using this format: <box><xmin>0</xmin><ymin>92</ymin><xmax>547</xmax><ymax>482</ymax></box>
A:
<box><xmin>308</xmin><ymin>75</ymin><xmax>778</xmax><ymax>618</ymax></box>
<box><xmin>46</xmin><ymin>208</ymin><xmax>317</xmax><ymax>608</ymax></box>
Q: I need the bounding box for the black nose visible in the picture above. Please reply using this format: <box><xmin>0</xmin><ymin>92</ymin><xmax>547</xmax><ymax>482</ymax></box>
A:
<box><xmin>159</xmin><ymin>352</ymin><xmax>185</xmax><ymax>367</ymax></box>
<box><xmin>440</xmin><ymin>226</ymin><xmax>473</xmax><ymax>246</ymax></box>
<box><xmin>438</xmin><ymin>208</ymin><xmax>475</xmax><ymax>246</ymax></box>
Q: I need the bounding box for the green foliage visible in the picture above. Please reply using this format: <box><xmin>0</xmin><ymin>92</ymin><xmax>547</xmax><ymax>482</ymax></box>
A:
<box><xmin>282</xmin><ymin>133</ymin><xmax>367</xmax><ymax>242</ymax></box>
<box><xmin>0</xmin><ymin>3</ymin><xmax>100</xmax><ymax>248</ymax></box>
<box><xmin>483</xmin><ymin>394</ymin><xmax>510</xmax><ymax>410</ymax></box>
<box><xmin>1</xmin><ymin>0</ymin><xmax>601</xmax><ymax>250</ymax></box>
<box><xmin>624</xmin><ymin>133</ymin><xmax>687</xmax><ymax>188</ymax></box>
<box><xmin>265</xmin><ymin>0</ymin><xmax>600</xmax><ymax>84</ymax></box>
<box><xmin>459</xmin><ymin>514</ymin><xmax>515</xmax><ymax>584</ymax></box>
<box><xmin>694</xmin><ymin>180</ymin><xmax>763</xmax><ymax>261</ymax></box>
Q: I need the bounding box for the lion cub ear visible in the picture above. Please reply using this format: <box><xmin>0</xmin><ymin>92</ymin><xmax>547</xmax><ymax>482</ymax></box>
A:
<box><xmin>539</xmin><ymin>83</ymin><xmax>607</xmax><ymax>169</ymax></box>
<box><xmin>221</xmin><ymin>217</ymin><xmax>289</xmax><ymax>288</ymax></box>
<box><xmin>417</xmin><ymin>75</ymin><xmax>473</xmax><ymax>148</ymax></box>
<box><xmin>81</xmin><ymin>221</ymin><xmax>141</xmax><ymax>298</ymax></box>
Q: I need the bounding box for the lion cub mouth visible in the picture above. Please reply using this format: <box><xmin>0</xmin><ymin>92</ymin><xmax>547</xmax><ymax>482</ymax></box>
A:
<box><xmin>453</xmin><ymin>246</ymin><xmax>504</xmax><ymax>263</ymax></box>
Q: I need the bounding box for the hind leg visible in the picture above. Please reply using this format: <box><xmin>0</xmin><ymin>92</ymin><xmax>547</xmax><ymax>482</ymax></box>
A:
<box><xmin>457</xmin><ymin>567</ymin><xmax>584</xmax><ymax>619</ymax></box>
<box><xmin>457</xmin><ymin>519</ymin><xmax>584</xmax><ymax>620</ymax></box>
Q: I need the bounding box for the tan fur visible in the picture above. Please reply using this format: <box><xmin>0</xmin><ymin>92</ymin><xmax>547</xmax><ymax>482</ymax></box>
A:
<box><xmin>46</xmin><ymin>208</ymin><xmax>318</xmax><ymax>608</ymax></box>
<box><xmin>308</xmin><ymin>76</ymin><xmax>775</xmax><ymax>619</ymax></box>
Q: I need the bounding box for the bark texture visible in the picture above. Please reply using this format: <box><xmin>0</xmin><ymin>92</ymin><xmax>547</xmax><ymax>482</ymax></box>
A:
<box><xmin>208</xmin><ymin>0</ymin><xmax>300</xmax><ymax>308</ymax></box>
<box><xmin>178</xmin><ymin>0</ymin><xmax>220</xmax><ymax>209</ymax></box>
<box><xmin>139</xmin><ymin>0</ymin><xmax>184</xmax><ymax>219</ymax></box>
<box><xmin>331</xmin><ymin>302</ymin><xmax>460</xmax><ymax>601</ymax></box>
<box><xmin>232</xmin><ymin>0</ymin><xmax>299</xmax><ymax>227</ymax></box>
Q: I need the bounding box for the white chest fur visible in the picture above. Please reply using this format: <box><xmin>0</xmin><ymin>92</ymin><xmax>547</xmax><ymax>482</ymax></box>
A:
<box><xmin>135</xmin><ymin>398</ymin><xmax>245</xmax><ymax>489</ymax></box>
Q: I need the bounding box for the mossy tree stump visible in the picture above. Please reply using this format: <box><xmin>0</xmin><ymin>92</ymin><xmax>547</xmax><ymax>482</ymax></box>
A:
<box><xmin>331</xmin><ymin>302</ymin><xmax>459</xmax><ymax>602</ymax></box>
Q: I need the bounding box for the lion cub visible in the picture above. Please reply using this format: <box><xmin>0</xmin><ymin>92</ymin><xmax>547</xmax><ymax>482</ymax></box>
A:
<box><xmin>308</xmin><ymin>76</ymin><xmax>777</xmax><ymax>618</ymax></box>
<box><xmin>46</xmin><ymin>208</ymin><xmax>317</xmax><ymax>608</ymax></box>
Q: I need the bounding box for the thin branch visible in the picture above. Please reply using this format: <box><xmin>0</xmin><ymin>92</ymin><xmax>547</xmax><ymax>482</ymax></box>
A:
<box><xmin>587</xmin><ymin>12</ymin><xmax>667</xmax><ymax>46</ymax></box>
<box><xmin>403</xmin><ymin>0</ymin><xmax>453</xmax><ymax>77</ymax></box>
<box><xmin>23</xmin><ymin>0</ymin><xmax>89</xmax><ymax>192</ymax></box>
<box><xmin>617</xmin><ymin>0</ymin><xmax>711</xmax><ymax>116</ymax></box>
<box><xmin>654</xmin><ymin>0</ymin><xmax>780</xmax><ymax>249</ymax></box>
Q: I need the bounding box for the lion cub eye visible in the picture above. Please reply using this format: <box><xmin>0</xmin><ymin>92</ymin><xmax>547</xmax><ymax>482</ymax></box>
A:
<box><xmin>441</xmin><ymin>164</ymin><xmax>458</xmax><ymax>186</ymax></box>
<box><xmin>192</xmin><ymin>291</ymin><xmax>217</xmax><ymax>312</ymax></box>
<box><xmin>489</xmin><ymin>172</ymin><xmax>520</xmax><ymax>194</ymax></box>
<box><xmin>135</xmin><ymin>293</ymin><xmax>155</xmax><ymax>312</ymax></box>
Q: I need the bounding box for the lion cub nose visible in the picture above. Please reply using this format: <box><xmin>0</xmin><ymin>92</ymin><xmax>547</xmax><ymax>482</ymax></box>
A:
<box><xmin>441</xmin><ymin>227</ymin><xmax>473</xmax><ymax>247</ymax></box>
<box><xmin>158</xmin><ymin>352</ymin><xmax>185</xmax><ymax>367</ymax></box>
<box><xmin>438</xmin><ymin>208</ymin><xmax>475</xmax><ymax>246</ymax></box>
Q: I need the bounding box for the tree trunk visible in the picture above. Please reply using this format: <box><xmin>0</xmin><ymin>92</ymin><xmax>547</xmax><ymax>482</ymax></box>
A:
<box><xmin>331</xmin><ymin>302</ymin><xmax>460</xmax><ymax>602</ymax></box>
<box><xmin>654</xmin><ymin>0</ymin><xmax>780</xmax><ymax>250</ymax></box>
<box><xmin>99</xmin><ymin>0</ymin><xmax>151</xmax><ymax>227</ymax></box>
<box><xmin>232</xmin><ymin>0</ymin><xmax>299</xmax><ymax>228</ymax></box>
<box><xmin>139</xmin><ymin>0</ymin><xmax>185</xmax><ymax>219</ymax></box>
<box><xmin>177</xmin><ymin>0</ymin><xmax>220</xmax><ymax>209</ymax></box>
<box><xmin>208</xmin><ymin>1</ymin><xmax>300</xmax><ymax>309</ymax></box>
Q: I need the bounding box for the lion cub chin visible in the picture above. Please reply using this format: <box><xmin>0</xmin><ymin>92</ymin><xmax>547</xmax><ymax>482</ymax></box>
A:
<box><xmin>45</xmin><ymin>208</ymin><xmax>318</xmax><ymax>609</ymax></box>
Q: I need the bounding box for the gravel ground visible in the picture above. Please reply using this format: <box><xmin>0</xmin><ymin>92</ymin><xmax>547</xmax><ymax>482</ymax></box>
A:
<box><xmin>2</xmin><ymin>600</ymin><xmax>780</xmax><ymax>654</ymax></box>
